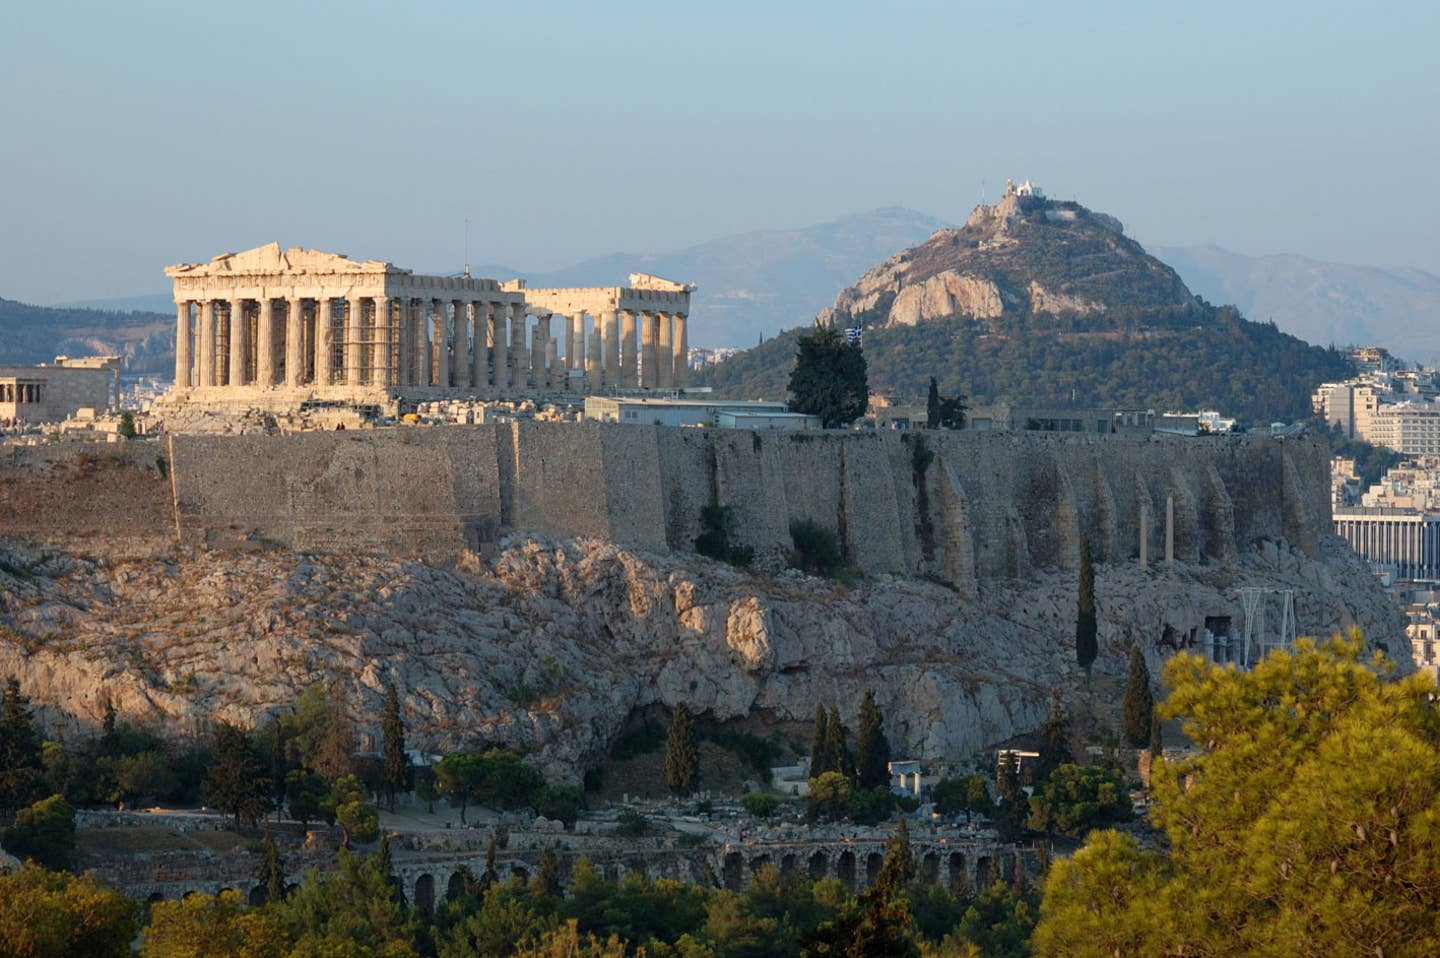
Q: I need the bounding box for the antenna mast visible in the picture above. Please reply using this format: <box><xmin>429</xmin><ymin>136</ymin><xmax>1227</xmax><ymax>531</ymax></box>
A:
<box><xmin>464</xmin><ymin>217</ymin><xmax>471</xmax><ymax>278</ymax></box>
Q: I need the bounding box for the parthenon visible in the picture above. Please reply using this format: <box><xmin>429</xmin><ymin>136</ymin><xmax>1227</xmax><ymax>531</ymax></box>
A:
<box><xmin>164</xmin><ymin>243</ymin><xmax>693</xmax><ymax>405</ymax></box>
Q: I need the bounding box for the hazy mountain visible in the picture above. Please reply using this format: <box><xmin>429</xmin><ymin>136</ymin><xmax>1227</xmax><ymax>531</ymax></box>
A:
<box><xmin>1151</xmin><ymin>244</ymin><xmax>1440</xmax><ymax>364</ymax></box>
<box><xmin>699</xmin><ymin>190</ymin><xmax>1353</xmax><ymax>424</ymax></box>
<box><xmin>0</xmin><ymin>299</ymin><xmax>172</xmax><ymax>373</ymax></box>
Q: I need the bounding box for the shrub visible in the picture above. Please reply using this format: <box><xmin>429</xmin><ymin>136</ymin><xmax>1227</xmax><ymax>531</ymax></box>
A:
<box><xmin>615</xmin><ymin>808</ymin><xmax>649</xmax><ymax>836</ymax></box>
<box><xmin>694</xmin><ymin>504</ymin><xmax>754</xmax><ymax>568</ymax></box>
<box><xmin>789</xmin><ymin>519</ymin><xmax>843</xmax><ymax>577</ymax></box>
<box><xmin>740</xmin><ymin>791</ymin><xmax>779</xmax><ymax>818</ymax></box>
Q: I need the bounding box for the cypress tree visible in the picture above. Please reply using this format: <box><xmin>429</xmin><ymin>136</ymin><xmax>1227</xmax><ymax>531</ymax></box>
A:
<box><xmin>926</xmin><ymin>377</ymin><xmax>941</xmax><ymax>429</ymax></box>
<box><xmin>0</xmin><ymin>677</ymin><xmax>43</xmax><ymax>813</ymax></box>
<box><xmin>381</xmin><ymin>682</ymin><xmax>408</xmax><ymax>812</ymax></box>
<box><xmin>664</xmin><ymin>703</ymin><xmax>699</xmax><ymax>795</ymax></box>
<box><xmin>1122</xmin><ymin>645</ymin><xmax>1154</xmax><ymax>747</ymax></box>
<box><xmin>823</xmin><ymin>704</ymin><xmax>850</xmax><ymax>780</ymax></box>
<box><xmin>532</xmin><ymin>846</ymin><xmax>562</xmax><ymax>899</ymax></box>
<box><xmin>994</xmin><ymin>752</ymin><xmax>1027</xmax><ymax>842</ymax></box>
<box><xmin>856</xmin><ymin>690</ymin><xmax>892</xmax><ymax>790</ymax></box>
<box><xmin>256</xmin><ymin>824</ymin><xmax>287</xmax><ymax>904</ymax></box>
<box><xmin>809</xmin><ymin>703</ymin><xmax>829</xmax><ymax>776</ymax></box>
<box><xmin>1076</xmin><ymin>534</ymin><xmax>1098</xmax><ymax>685</ymax></box>
<box><xmin>481</xmin><ymin>835</ymin><xmax>499</xmax><ymax>891</ymax></box>
<box><xmin>1149</xmin><ymin>712</ymin><xmax>1164</xmax><ymax>756</ymax></box>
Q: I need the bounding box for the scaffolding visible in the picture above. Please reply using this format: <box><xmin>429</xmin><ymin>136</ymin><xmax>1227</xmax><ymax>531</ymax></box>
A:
<box><xmin>1238</xmin><ymin>587</ymin><xmax>1296</xmax><ymax>669</ymax></box>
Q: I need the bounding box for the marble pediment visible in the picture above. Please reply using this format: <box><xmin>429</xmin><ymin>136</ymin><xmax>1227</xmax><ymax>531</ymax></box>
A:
<box><xmin>165</xmin><ymin>242</ymin><xmax>393</xmax><ymax>277</ymax></box>
<box><xmin>628</xmin><ymin>272</ymin><xmax>696</xmax><ymax>293</ymax></box>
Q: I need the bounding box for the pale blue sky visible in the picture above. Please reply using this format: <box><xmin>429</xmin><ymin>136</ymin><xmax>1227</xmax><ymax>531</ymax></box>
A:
<box><xmin>2</xmin><ymin>0</ymin><xmax>1436</xmax><ymax>304</ymax></box>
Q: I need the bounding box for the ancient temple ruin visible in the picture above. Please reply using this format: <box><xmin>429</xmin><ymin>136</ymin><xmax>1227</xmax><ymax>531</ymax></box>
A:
<box><xmin>164</xmin><ymin>243</ymin><xmax>693</xmax><ymax>406</ymax></box>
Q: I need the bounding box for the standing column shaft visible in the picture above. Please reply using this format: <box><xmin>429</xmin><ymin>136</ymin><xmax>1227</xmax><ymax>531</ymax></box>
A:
<box><xmin>471</xmin><ymin>302</ymin><xmax>487</xmax><ymax>391</ymax></box>
<box><xmin>586</xmin><ymin>326</ymin><xmax>602</xmax><ymax>392</ymax></box>
<box><xmin>602</xmin><ymin>311</ymin><xmax>619</xmax><ymax>388</ymax></box>
<box><xmin>198</xmin><ymin>301</ymin><xmax>216</xmax><ymax>386</ymax></box>
<box><xmin>533</xmin><ymin>315</ymin><xmax>551</xmax><ymax>389</ymax></box>
<box><xmin>373</xmin><ymin>296</ymin><xmax>392</xmax><ymax>389</ymax></box>
<box><xmin>493</xmin><ymin>305</ymin><xmax>509</xmax><ymax>390</ymax></box>
<box><xmin>257</xmin><ymin>299</ymin><xmax>276</xmax><ymax>386</ymax></box>
<box><xmin>620</xmin><ymin>311</ymin><xmax>637</xmax><ymax>388</ymax></box>
<box><xmin>345</xmin><ymin>298</ymin><xmax>364</xmax><ymax>385</ymax></box>
<box><xmin>286</xmin><ymin>298</ymin><xmax>305</xmax><ymax>387</ymax></box>
<box><xmin>430</xmin><ymin>300</ymin><xmax>448</xmax><ymax>388</ymax></box>
<box><xmin>175</xmin><ymin>302</ymin><xmax>193</xmax><ymax>388</ymax></box>
<box><xmin>396</xmin><ymin>297</ymin><xmax>412</xmax><ymax>387</ymax></box>
<box><xmin>451</xmin><ymin>300</ymin><xmax>469</xmax><ymax>388</ymax></box>
<box><xmin>511</xmin><ymin>307</ymin><xmax>528</xmax><ymax>389</ymax></box>
<box><xmin>656</xmin><ymin>312</ymin><xmax>673</xmax><ymax>388</ymax></box>
<box><xmin>563</xmin><ymin>313</ymin><xmax>575</xmax><ymax>377</ymax></box>
<box><xmin>316</xmin><ymin>298</ymin><xmax>334</xmax><ymax>386</ymax></box>
<box><xmin>673</xmin><ymin>313</ymin><xmax>688</xmax><ymax>388</ymax></box>
<box><xmin>228</xmin><ymin>300</ymin><xmax>248</xmax><ymax>387</ymax></box>
<box><xmin>411</xmin><ymin>301</ymin><xmax>428</xmax><ymax>386</ymax></box>
<box><xmin>640</xmin><ymin>312</ymin><xmax>657</xmax><ymax>388</ymax></box>
<box><xmin>571</xmin><ymin>313</ymin><xmax>585</xmax><ymax>371</ymax></box>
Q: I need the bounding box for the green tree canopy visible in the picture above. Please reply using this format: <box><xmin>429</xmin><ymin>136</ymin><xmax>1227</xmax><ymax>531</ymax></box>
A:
<box><xmin>1121</xmin><ymin>644</ymin><xmax>1154</xmax><ymax>748</ymax></box>
<box><xmin>203</xmin><ymin>721</ymin><xmax>270</xmax><ymax>827</ymax></box>
<box><xmin>381</xmin><ymin>682</ymin><xmax>409</xmax><ymax>812</ymax></box>
<box><xmin>0</xmin><ymin>676</ymin><xmax>44</xmax><ymax>813</ymax></box>
<box><xmin>1026</xmin><ymin>763</ymin><xmax>1132</xmax><ymax>838</ymax></box>
<box><xmin>2</xmin><ymin>793</ymin><xmax>76</xmax><ymax>870</ymax></box>
<box><xmin>0</xmin><ymin>863</ymin><xmax>140</xmax><ymax>958</ymax></box>
<box><xmin>855</xmin><ymin>689</ymin><xmax>892</xmax><ymax>791</ymax></box>
<box><xmin>1034</xmin><ymin>633</ymin><xmax>1440</xmax><ymax>957</ymax></box>
<box><xmin>786</xmin><ymin>325</ymin><xmax>868</xmax><ymax>428</ymax></box>
<box><xmin>664</xmin><ymin>703</ymin><xmax>699</xmax><ymax>796</ymax></box>
<box><xmin>931</xmin><ymin>774</ymin><xmax>993</xmax><ymax>824</ymax></box>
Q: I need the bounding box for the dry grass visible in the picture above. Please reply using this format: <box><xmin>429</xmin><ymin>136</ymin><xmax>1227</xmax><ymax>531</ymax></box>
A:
<box><xmin>75</xmin><ymin>825</ymin><xmax>250</xmax><ymax>859</ymax></box>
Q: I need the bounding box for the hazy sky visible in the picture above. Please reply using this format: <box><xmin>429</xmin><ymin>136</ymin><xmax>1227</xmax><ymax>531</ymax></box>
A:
<box><xmin>2</xmin><ymin>0</ymin><xmax>1437</xmax><ymax>304</ymax></box>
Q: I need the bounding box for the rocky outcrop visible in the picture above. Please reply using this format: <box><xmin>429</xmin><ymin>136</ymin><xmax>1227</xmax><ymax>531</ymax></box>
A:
<box><xmin>0</xmin><ymin>532</ymin><xmax>1403</xmax><ymax>785</ymax></box>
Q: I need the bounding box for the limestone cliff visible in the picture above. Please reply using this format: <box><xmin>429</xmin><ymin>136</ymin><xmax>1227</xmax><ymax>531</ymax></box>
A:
<box><xmin>0</xmin><ymin>533</ymin><xmax>1403</xmax><ymax>784</ymax></box>
<box><xmin>818</xmin><ymin>182</ymin><xmax>1197</xmax><ymax>330</ymax></box>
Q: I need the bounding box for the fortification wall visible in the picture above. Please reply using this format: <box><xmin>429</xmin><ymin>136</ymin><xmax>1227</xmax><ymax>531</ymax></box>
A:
<box><xmin>4</xmin><ymin>427</ymin><xmax>1334</xmax><ymax>583</ymax></box>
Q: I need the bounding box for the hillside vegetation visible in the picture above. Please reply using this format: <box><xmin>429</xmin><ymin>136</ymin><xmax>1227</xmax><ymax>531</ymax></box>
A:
<box><xmin>0</xmin><ymin>298</ymin><xmax>172</xmax><ymax>372</ymax></box>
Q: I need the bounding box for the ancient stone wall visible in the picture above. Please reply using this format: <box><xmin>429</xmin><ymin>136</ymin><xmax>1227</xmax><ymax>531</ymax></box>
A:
<box><xmin>5</xmin><ymin>427</ymin><xmax>1334</xmax><ymax>584</ymax></box>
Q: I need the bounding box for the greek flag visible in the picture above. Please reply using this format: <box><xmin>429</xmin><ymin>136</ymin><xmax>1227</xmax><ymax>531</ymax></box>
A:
<box><xmin>844</xmin><ymin>325</ymin><xmax>863</xmax><ymax>344</ymax></box>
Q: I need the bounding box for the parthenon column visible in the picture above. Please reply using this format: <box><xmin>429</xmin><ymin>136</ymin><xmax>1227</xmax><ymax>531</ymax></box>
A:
<box><xmin>511</xmin><ymin>307</ymin><xmax>528</xmax><ymax>390</ymax></box>
<box><xmin>571</xmin><ymin>313</ymin><xmax>585</xmax><ymax>372</ymax></box>
<box><xmin>563</xmin><ymin>314</ymin><xmax>575</xmax><ymax>375</ymax></box>
<box><xmin>198</xmin><ymin>301</ymin><xmax>216</xmax><ymax>386</ymax></box>
<box><xmin>493</xmin><ymin>305</ymin><xmax>509</xmax><ymax>390</ymax></box>
<box><xmin>373</xmin><ymin>296</ymin><xmax>392</xmax><ymax>389</ymax></box>
<box><xmin>429</xmin><ymin>299</ymin><xmax>447</xmax><ymax>388</ymax></box>
<box><xmin>396</xmin><ymin>297</ymin><xmax>412</xmax><ymax>387</ymax></box>
<box><xmin>256</xmin><ymin>299</ymin><xmax>276</xmax><ymax>386</ymax></box>
<box><xmin>534</xmin><ymin>313</ymin><xmax>552</xmax><ymax>389</ymax></box>
<box><xmin>673</xmin><ymin>313</ymin><xmax>688</xmax><ymax>388</ymax></box>
<box><xmin>228</xmin><ymin>299</ymin><xmax>248</xmax><ymax>387</ymax></box>
<box><xmin>345</xmin><ymin>297</ymin><xmax>364</xmax><ymax>385</ymax></box>
<box><xmin>620</xmin><ymin>310</ymin><xmax>637</xmax><ymax>388</ymax></box>
<box><xmin>409</xmin><ymin>300</ymin><xmax>427</xmax><ymax>386</ymax></box>
<box><xmin>451</xmin><ymin>300</ymin><xmax>469</xmax><ymax>388</ymax></box>
<box><xmin>316</xmin><ymin>298</ymin><xmax>334</xmax><ymax>386</ymax></box>
<box><xmin>175</xmin><ymin>302</ymin><xmax>192</xmax><ymax>388</ymax></box>
<box><xmin>587</xmin><ymin>326</ymin><xmax>602</xmax><ymax>392</ymax></box>
<box><xmin>286</xmin><ymin>298</ymin><xmax>305</xmax><ymax>387</ymax></box>
<box><xmin>478</xmin><ymin>301</ymin><xmax>495</xmax><ymax>391</ymax></box>
<box><xmin>640</xmin><ymin>312</ymin><xmax>657</xmax><ymax>389</ymax></box>
<box><xmin>602</xmin><ymin>310</ymin><xmax>619</xmax><ymax>388</ymax></box>
<box><xmin>656</xmin><ymin>312</ymin><xmax>673</xmax><ymax>388</ymax></box>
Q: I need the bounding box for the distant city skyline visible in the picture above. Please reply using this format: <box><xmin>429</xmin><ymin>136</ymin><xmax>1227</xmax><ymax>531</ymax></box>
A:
<box><xmin>2</xmin><ymin>0</ymin><xmax>1437</xmax><ymax>304</ymax></box>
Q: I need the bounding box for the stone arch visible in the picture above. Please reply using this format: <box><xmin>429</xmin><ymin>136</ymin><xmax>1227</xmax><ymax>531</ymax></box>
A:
<box><xmin>975</xmin><ymin>856</ymin><xmax>992</xmax><ymax>889</ymax></box>
<box><xmin>921</xmin><ymin>851</ymin><xmax>940</xmax><ymax>885</ymax></box>
<box><xmin>947</xmin><ymin>852</ymin><xmax>967</xmax><ymax>890</ymax></box>
<box><xmin>836</xmin><ymin>850</ymin><xmax>856</xmax><ymax>889</ymax></box>
<box><xmin>447</xmin><ymin>869</ymin><xmax>467</xmax><ymax>902</ymax></box>
<box><xmin>722</xmin><ymin>852</ymin><xmax>743</xmax><ymax>891</ymax></box>
<box><xmin>749</xmin><ymin>855</ymin><xmax>772</xmax><ymax>878</ymax></box>
<box><xmin>414</xmin><ymin>874</ymin><xmax>435</xmax><ymax>918</ymax></box>
<box><xmin>780</xmin><ymin>853</ymin><xmax>798</xmax><ymax>876</ymax></box>
<box><xmin>510</xmin><ymin>866</ymin><xmax>529</xmax><ymax>882</ymax></box>
<box><xmin>182</xmin><ymin>890</ymin><xmax>204</xmax><ymax>901</ymax></box>
<box><xmin>864</xmin><ymin>852</ymin><xmax>883</xmax><ymax>889</ymax></box>
<box><xmin>808</xmin><ymin>851</ymin><xmax>829</xmax><ymax>880</ymax></box>
<box><xmin>147</xmin><ymin>892</ymin><xmax>165</xmax><ymax>905</ymax></box>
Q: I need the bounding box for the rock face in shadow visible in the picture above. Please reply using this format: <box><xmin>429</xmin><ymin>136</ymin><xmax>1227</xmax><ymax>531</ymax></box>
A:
<box><xmin>0</xmin><ymin>533</ymin><xmax>1403</xmax><ymax>784</ymax></box>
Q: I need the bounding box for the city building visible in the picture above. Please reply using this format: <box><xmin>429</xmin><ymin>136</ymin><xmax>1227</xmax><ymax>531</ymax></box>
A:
<box><xmin>582</xmin><ymin>396</ymin><xmax>818</xmax><ymax>429</ymax></box>
<box><xmin>966</xmin><ymin>402</ymin><xmax>1156</xmax><ymax>436</ymax></box>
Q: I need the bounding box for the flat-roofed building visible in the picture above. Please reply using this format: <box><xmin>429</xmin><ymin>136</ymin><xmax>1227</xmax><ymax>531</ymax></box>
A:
<box><xmin>583</xmin><ymin>396</ymin><xmax>813</xmax><ymax>428</ymax></box>
<box><xmin>0</xmin><ymin>356</ymin><xmax>120</xmax><ymax>423</ymax></box>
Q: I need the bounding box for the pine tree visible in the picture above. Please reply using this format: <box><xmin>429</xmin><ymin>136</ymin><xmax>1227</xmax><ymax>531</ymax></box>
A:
<box><xmin>664</xmin><ymin>703</ymin><xmax>699</xmax><ymax>795</ymax></box>
<box><xmin>377</xmin><ymin>832</ymin><xmax>396</xmax><ymax>899</ymax></box>
<box><xmin>1034</xmin><ymin>690</ymin><xmax>1071</xmax><ymax>786</ymax></box>
<box><xmin>994</xmin><ymin>752</ymin><xmax>1027</xmax><ymax>842</ymax></box>
<box><xmin>381</xmin><ymin>682</ymin><xmax>408</xmax><ymax>812</ymax></box>
<box><xmin>786</xmin><ymin>326</ymin><xmax>869</xmax><ymax>428</ymax></box>
<box><xmin>256</xmin><ymin>824</ymin><xmax>286</xmax><ymax>904</ymax></box>
<box><xmin>823</xmin><ymin>704</ymin><xmax>850</xmax><ymax>780</ymax></box>
<box><xmin>1122</xmin><ymin>645</ymin><xmax>1154</xmax><ymax>747</ymax></box>
<box><xmin>1076</xmin><ymin>534</ymin><xmax>1098</xmax><ymax>686</ymax></box>
<box><xmin>856</xmin><ymin>689</ymin><xmax>892</xmax><ymax>790</ymax></box>
<box><xmin>203</xmin><ymin>722</ymin><xmax>270</xmax><ymax>828</ymax></box>
<box><xmin>926</xmin><ymin>377</ymin><xmax>941</xmax><ymax>429</ymax></box>
<box><xmin>1149</xmin><ymin>712</ymin><xmax>1164</xmax><ymax>756</ymax></box>
<box><xmin>873</xmin><ymin>813</ymin><xmax>915</xmax><ymax>898</ymax></box>
<box><xmin>0</xmin><ymin>677</ymin><xmax>43</xmax><ymax>813</ymax></box>
<box><xmin>809</xmin><ymin>703</ymin><xmax>829</xmax><ymax>777</ymax></box>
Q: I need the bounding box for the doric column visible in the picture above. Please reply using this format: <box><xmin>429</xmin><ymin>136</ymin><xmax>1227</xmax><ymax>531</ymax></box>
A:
<box><xmin>174</xmin><ymin>302</ymin><xmax>192</xmax><ymax>388</ymax></box>
<box><xmin>533</xmin><ymin>313</ymin><xmax>551</xmax><ymax>389</ymax></box>
<box><xmin>198</xmin><ymin>300</ymin><xmax>216</xmax><ymax>387</ymax></box>
<box><xmin>673</xmin><ymin>313</ymin><xmax>688</xmax><ymax>388</ymax></box>
<box><xmin>493</xmin><ymin>304</ymin><xmax>509</xmax><ymax>390</ymax></box>
<box><xmin>396</xmin><ymin>297</ymin><xmax>412</xmax><ymax>387</ymax></box>
<box><xmin>451</xmin><ymin>300</ymin><xmax>468</xmax><ymax>388</ymax></box>
<box><xmin>587</xmin><ymin>327</ymin><xmax>602</xmax><ymax>392</ymax></box>
<box><xmin>602</xmin><ymin>310</ymin><xmax>619</xmax><ymax>388</ymax></box>
<box><xmin>620</xmin><ymin>310</ymin><xmax>637</xmax><ymax>388</ymax></box>
<box><xmin>656</xmin><ymin>312</ymin><xmax>673</xmax><ymax>388</ymax></box>
<box><xmin>546</xmin><ymin>338</ymin><xmax>558</xmax><ymax>390</ymax></box>
<box><xmin>571</xmin><ymin>313</ymin><xmax>585</xmax><ymax>372</ymax></box>
<box><xmin>641</xmin><ymin>311</ymin><xmax>657</xmax><ymax>388</ymax></box>
<box><xmin>511</xmin><ymin>306</ymin><xmax>528</xmax><ymax>390</ymax></box>
<box><xmin>478</xmin><ymin>301</ymin><xmax>495</xmax><ymax>391</ymax></box>
<box><xmin>286</xmin><ymin>298</ymin><xmax>305</xmax><ymax>387</ymax></box>
<box><xmin>410</xmin><ymin>300</ymin><xmax>427</xmax><ymax>386</ymax></box>
<box><xmin>562</xmin><ymin>314</ymin><xmax>575</xmax><ymax>376</ymax></box>
<box><xmin>316</xmin><ymin>298</ymin><xmax>334</xmax><ymax>386</ymax></box>
<box><xmin>256</xmin><ymin>299</ymin><xmax>276</xmax><ymax>386</ymax></box>
<box><xmin>345</xmin><ymin>297</ymin><xmax>364</xmax><ymax>385</ymax></box>
<box><xmin>430</xmin><ymin>299</ymin><xmax>448</xmax><ymax>388</ymax></box>
<box><xmin>228</xmin><ymin>299</ymin><xmax>248</xmax><ymax>387</ymax></box>
<box><xmin>373</xmin><ymin>296</ymin><xmax>392</xmax><ymax>389</ymax></box>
